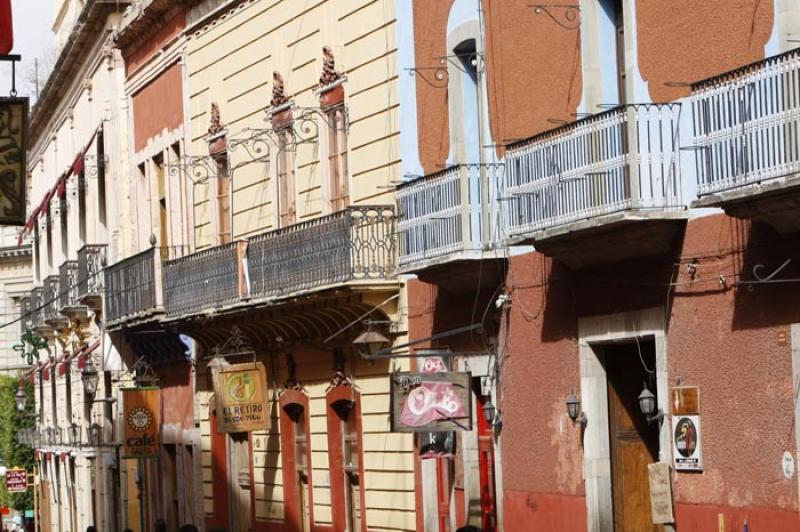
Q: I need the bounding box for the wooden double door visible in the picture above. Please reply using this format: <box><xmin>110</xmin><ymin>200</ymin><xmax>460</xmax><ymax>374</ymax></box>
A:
<box><xmin>604</xmin><ymin>342</ymin><xmax>663</xmax><ymax>532</ymax></box>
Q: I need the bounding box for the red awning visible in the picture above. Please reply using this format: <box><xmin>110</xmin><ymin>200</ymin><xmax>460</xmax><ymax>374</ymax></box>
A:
<box><xmin>0</xmin><ymin>0</ymin><xmax>13</xmax><ymax>55</ymax></box>
<box><xmin>22</xmin><ymin>126</ymin><xmax>101</xmax><ymax>235</ymax></box>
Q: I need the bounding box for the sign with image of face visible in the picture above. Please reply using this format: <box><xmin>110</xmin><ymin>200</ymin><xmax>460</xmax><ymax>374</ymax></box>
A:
<box><xmin>213</xmin><ymin>362</ymin><xmax>269</xmax><ymax>433</ymax></box>
<box><xmin>122</xmin><ymin>387</ymin><xmax>161</xmax><ymax>459</ymax></box>
<box><xmin>672</xmin><ymin>415</ymin><xmax>703</xmax><ymax>471</ymax></box>
<box><xmin>0</xmin><ymin>97</ymin><xmax>27</xmax><ymax>225</ymax></box>
<box><xmin>391</xmin><ymin>371</ymin><xmax>472</xmax><ymax>432</ymax></box>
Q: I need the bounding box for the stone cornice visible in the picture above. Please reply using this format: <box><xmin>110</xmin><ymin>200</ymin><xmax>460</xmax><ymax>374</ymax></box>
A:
<box><xmin>0</xmin><ymin>245</ymin><xmax>32</xmax><ymax>260</ymax></box>
<box><xmin>28</xmin><ymin>0</ymin><xmax>132</xmax><ymax>143</ymax></box>
<box><xmin>114</xmin><ymin>0</ymin><xmax>202</xmax><ymax>53</ymax></box>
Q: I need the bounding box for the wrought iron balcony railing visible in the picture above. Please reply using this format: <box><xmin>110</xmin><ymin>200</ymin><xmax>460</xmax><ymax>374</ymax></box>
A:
<box><xmin>162</xmin><ymin>206</ymin><xmax>395</xmax><ymax>318</ymax></box>
<box><xmin>248</xmin><ymin>206</ymin><xmax>395</xmax><ymax>299</ymax></box>
<box><xmin>20</xmin><ymin>295</ymin><xmax>33</xmax><ymax>332</ymax></box>
<box><xmin>503</xmin><ymin>103</ymin><xmax>683</xmax><ymax>237</ymax></box>
<box><xmin>77</xmin><ymin>244</ymin><xmax>106</xmax><ymax>303</ymax></box>
<box><xmin>396</xmin><ymin>165</ymin><xmax>484</xmax><ymax>266</ymax></box>
<box><xmin>692</xmin><ymin>48</ymin><xmax>800</xmax><ymax>196</ymax></box>
<box><xmin>30</xmin><ymin>287</ymin><xmax>45</xmax><ymax>330</ymax></box>
<box><xmin>43</xmin><ymin>276</ymin><xmax>61</xmax><ymax>323</ymax></box>
<box><xmin>163</xmin><ymin>241</ymin><xmax>246</xmax><ymax>317</ymax></box>
<box><xmin>105</xmin><ymin>248</ymin><xmax>159</xmax><ymax>323</ymax></box>
<box><xmin>58</xmin><ymin>260</ymin><xmax>80</xmax><ymax>310</ymax></box>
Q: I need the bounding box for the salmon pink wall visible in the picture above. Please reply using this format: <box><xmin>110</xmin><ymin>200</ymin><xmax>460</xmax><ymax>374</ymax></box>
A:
<box><xmin>131</xmin><ymin>62</ymin><xmax>184</xmax><ymax>153</ymax></box>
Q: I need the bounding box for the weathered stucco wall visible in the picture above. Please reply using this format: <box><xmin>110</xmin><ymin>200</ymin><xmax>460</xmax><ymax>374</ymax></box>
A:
<box><xmin>499</xmin><ymin>213</ymin><xmax>800</xmax><ymax>531</ymax></box>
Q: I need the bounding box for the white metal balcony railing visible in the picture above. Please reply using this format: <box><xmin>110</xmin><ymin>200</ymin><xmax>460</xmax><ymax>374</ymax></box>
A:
<box><xmin>396</xmin><ymin>165</ymin><xmax>483</xmax><ymax>266</ymax></box>
<box><xmin>692</xmin><ymin>48</ymin><xmax>800</xmax><ymax>196</ymax></box>
<box><xmin>504</xmin><ymin>103</ymin><xmax>683</xmax><ymax>237</ymax></box>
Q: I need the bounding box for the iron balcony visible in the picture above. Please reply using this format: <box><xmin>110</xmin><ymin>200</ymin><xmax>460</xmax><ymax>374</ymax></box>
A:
<box><xmin>162</xmin><ymin>206</ymin><xmax>396</xmax><ymax>319</ymax></box>
<box><xmin>104</xmin><ymin>247</ymin><xmax>161</xmax><ymax>325</ymax></box>
<box><xmin>502</xmin><ymin>103</ymin><xmax>686</xmax><ymax>267</ymax></box>
<box><xmin>691</xmin><ymin>47</ymin><xmax>800</xmax><ymax>233</ymax></box>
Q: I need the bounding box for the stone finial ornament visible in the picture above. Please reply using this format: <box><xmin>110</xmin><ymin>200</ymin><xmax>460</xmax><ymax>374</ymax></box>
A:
<box><xmin>208</xmin><ymin>102</ymin><xmax>225</xmax><ymax>136</ymax></box>
<box><xmin>319</xmin><ymin>45</ymin><xmax>343</xmax><ymax>87</ymax></box>
<box><xmin>271</xmin><ymin>71</ymin><xmax>288</xmax><ymax>107</ymax></box>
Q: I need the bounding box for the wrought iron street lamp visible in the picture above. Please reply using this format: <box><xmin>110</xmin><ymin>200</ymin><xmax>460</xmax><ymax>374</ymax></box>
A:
<box><xmin>15</xmin><ymin>385</ymin><xmax>26</xmax><ymax>413</ymax></box>
<box><xmin>81</xmin><ymin>358</ymin><xmax>99</xmax><ymax>397</ymax></box>
<box><xmin>566</xmin><ymin>391</ymin><xmax>587</xmax><ymax>428</ymax></box>
<box><xmin>89</xmin><ymin>423</ymin><xmax>102</xmax><ymax>446</ymax></box>
<box><xmin>352</xmin><ymin>329</ymin><xmax>390</xmax><ymax>357</ymax></box>
<box><xmin>638</xmin><ymin>384</ymin><xmax>664</xmax><ymax>424</ymax></box>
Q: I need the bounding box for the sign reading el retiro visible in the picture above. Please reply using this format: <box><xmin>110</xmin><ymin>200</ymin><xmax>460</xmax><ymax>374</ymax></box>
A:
<box><xmin>213</xmin><ymin>362</ymin><xmax>269</xmax><ymax>433</ymax></box>
<box><xmin>122</xmin><ymin>387</ymin><xmax>161</xmax><ymax>459</ymax></box>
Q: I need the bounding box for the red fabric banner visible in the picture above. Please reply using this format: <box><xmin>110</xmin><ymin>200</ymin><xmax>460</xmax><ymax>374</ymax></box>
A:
<box><xmin>0</xmin><ymin>0</ymin><xmax>12</xmax><ymax>55</ymax></box>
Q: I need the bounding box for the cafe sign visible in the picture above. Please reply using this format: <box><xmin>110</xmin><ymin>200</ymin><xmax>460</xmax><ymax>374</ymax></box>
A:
<box><xmin>391</xmin><ymin>371</ymin><xmax>472</xmax><ymax>432</ymax></box>
<box><xmin>5</xmin><ymin>469</ymin><xmax>27</xmax><ymax>493</ymax></box>
<box><xmin>0</xmin><ymin>98</ymin><xmax>27</xmax><ymax>225</ymax></box>
<box><xmin>122</xmin><ymin>387</ymin><xmax>161</xmax><ymax>459</ymax></box>
<box><xmin>213</xmin><ymin>362</ymin><xmax>269</xmax><ymax>433</ymax></box>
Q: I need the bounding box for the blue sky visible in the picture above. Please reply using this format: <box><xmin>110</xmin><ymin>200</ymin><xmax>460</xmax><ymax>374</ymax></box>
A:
<box><xmin>0</xmin><ymin>0</ymin><xmax>54</xmax><ymax>100</ymax></box>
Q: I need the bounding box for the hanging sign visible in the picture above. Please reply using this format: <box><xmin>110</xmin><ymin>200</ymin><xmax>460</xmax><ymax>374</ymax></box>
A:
<box><xmin>0</xmin><ymin>97</ymin><xmax>28</xmax><ymax>225</ymax></box>
<box><xmin>672</xmin><ymin>415</ymin><xmax>703</xmax><ymax>471</ymax></box>
<box><xmin>391</xmin><ymin>371</ymin><xmax>472</xmax><ymax>432</ymax></box>
<box><xmin>5</xmin><ymin>469</ymin><xmax>27</xmax><ymax>492</ymax></box>
<box><xmin>122</xmin><ymin>387</ymin><xmax>161</xmax><ymax>459</ymax></box>
<box><xmin>212</xmin><ymin>362</ymin><xmax>269</xmax><ymax>433</ymax></box>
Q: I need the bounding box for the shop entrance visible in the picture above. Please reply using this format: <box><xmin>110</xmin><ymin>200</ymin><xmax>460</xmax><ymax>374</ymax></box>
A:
<box><xmin>603</xmin><ymin>341</ymin><xmax>662</xmax><ymax>532</ymax></box>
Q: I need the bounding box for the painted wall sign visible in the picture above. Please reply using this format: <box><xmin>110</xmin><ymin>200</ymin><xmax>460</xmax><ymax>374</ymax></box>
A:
<box><xmin>0</xmin><ymin>98</ymin><xmax>27</xmax><ymax>225</ymax></box>
<box><xmin>671</xmin><ymin>386</ymin><xmax>699</xmax><ymax>415</ymax></box>
<box><xmin>391</xmin><ymin>371</ymin><xmax>472</xmax><ymax>432</ymax></box>
<box><xmin>212</xmin><ymin>362</ymin><xmax>269</xmax><ymax>433</ymax></box>
<box><xmin>648</xmin><ymin>462</ymin><xmax>674</xmax><ymax>524</ymax></box>
<box><xmin>122</xmin><ymin>387</ymin><xmax>161</xmax><ymax>459</ymax></box>
<box><xmin>5</xmin><ymin>469</ymin><xmax>27</xmax><ymax>492</ymax></box>
<box><xmin>673</xmin><ymin>414</ymin><xmax>703</xmax><ymax>471</ymax></box>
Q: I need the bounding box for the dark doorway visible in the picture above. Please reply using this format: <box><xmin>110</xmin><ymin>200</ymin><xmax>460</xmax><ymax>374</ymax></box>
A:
<box><xmin>603</xmin><ymin>340</ymin><xmax>662</xmax><ymax>532</ymax></box>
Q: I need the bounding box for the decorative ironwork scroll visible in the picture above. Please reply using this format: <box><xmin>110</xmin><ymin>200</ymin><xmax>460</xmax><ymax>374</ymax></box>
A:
<box><xmin>530</xmin><ymin>4</ymin><xmax>581</xmax><ymax>30</ymax></box>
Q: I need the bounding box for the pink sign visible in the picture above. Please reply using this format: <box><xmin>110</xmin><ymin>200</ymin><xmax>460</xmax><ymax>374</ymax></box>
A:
<box><xmin>399</xmin><ymin>381</ymin><xmax>467</xmax><ymax>427</ymax></box>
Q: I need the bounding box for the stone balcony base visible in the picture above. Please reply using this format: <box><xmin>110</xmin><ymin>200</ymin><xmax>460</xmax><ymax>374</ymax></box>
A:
<box><xmin>692</xmin><ymin>174</ymin><xmax>800</xmax><ymax>234</ymax></box>
<box><xmin>510</xmin><ymin>210</ymin><xmax>687</xmax><ymax>270</ymax></box>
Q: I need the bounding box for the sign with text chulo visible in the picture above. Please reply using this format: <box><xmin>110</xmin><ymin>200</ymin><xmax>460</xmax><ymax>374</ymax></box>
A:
<box><xmin>391</xmin><ymin>371</ymin><xmax>472</xmax><ymax>432</ymax></box>
<box><xmin>0</xmin><ymin>98</ymin><xmax>28</xmax><ymax>225</ymax></box>
<box><xmin>122</xmin><ymin>387</ymin><xmax>161</xmax><ymax>459</ymax></box>
<box><xmin>213</xmin><ymin>362</ymin><xmax>269</xmax><ymax>433</ymax></box>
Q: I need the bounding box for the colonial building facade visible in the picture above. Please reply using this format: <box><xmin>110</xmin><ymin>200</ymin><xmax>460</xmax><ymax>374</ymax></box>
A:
<box><xmin>397</xmin><ymin>0</ymin><xmax>800</xmax><ymax>531</ymax></box>
<box><xmin>15</xmin><ymin>0</ymin><xmax>800</xmax><ymax>531</ymax></box>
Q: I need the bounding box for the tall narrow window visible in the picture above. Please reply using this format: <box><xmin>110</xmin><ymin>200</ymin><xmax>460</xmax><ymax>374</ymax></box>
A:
<box><xmin>280</xmin><ymin>390</ymin><xmax>313</xmax><ymax>531</ymax></box>
<box><xmin>46</xmin><ymin>212</ymin><xmax>53</xmax><ymax>270</ymax></box>
<box><xmin>326</xmin><ymin>106</ymin><xmax>349</xmax><ymax>211</ymax></box>
<box><xmin>96</xmin><ymin>129</ymin><xmax>107</xmax><ymax>227</ymax></box>
<box><xmin>154</xmin><ymin>154</ymin><xmax>169</xmax><ymax>259</ymax></box>
<box><xmin>276</xmin><ymin>129</ymin><xmax>296</xmax><ymax>227</ymax></box>
<box><xmin>59</xmin><ymin>194</ymin><xmax>67</xmax><ymax>259</ymax></box>
<box><xmin>215</xmin><ymin>154</ymin><xmax>231</xmax><ymax>245</ymax></box>
<box><xmin>342</xmin><ymin>408</ymin><xmax>362</xmax><ymax>531</ymax></box>
<box><xmin>613</xmin><ymin>0</ymin><xmax>626</xmax><ymax>104</ymax></box>
<box><xmin>78</xmin><ymin>170</ymin><xmax>86</xmax><ymax>245</ymax></box>
<box><xmin>326</xmin><ymin>385</ymin><xmax>365</xmax><ymax>532</ymax></box>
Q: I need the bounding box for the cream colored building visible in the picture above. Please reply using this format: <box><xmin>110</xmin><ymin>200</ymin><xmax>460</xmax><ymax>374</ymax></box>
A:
<box><xmin>23</xmin><ymin>1</ymin><xmax>131</xmax><ymax>532</ymax></box>
<box><xmin>0</xmin><ymin>228</ymin><xmax>32</xmax><ymax>373</ymax></box>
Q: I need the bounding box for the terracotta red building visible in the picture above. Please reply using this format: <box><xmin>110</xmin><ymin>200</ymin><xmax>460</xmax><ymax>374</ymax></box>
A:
<box><xmin>396</xmin><ymin>0</ymin><xmax>800</xmax><ymax>530</ymax></box>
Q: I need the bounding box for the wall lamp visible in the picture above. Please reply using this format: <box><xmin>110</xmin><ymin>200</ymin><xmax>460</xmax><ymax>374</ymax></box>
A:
<box><xmin>81</xmin><ymin>358</ymin><xmax>116</xmax><ymax>404</ymax></box>
<box><xmin>15</xmin><ymin>385</ymin><xmax>26</xmax><ymax>413</ymax></box>
<box><xmin>638</xmin><ymin>384</ymin><xmax>664</xmax><ymax>424</ymax></box>
<box><xmin>566</xmin><ymin>391</ymin><xmax>587</xmax><ymax>428</ymax></box>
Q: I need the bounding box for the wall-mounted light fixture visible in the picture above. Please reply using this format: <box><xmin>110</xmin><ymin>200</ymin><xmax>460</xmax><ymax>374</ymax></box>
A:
<box><xmin>15</xmin><ymin>385</ymin><xmax>26</xmax><ymax>413</ymax></box>
<box><xmin>638</xmin><ymin>384</ymin><xmax>664</xmax><ymax>424</ymax></box>
<box><xmin>81</xmin><ymin>358</ymin><xmax>99</xmax><ymax>397</ymax></box>
<box><xmin>566</xmin><ymin>391</ymin><xmax>587</xmax><ymax>428</ymax></box>
<box><xmin>89</xmin><ymin>423</ymin><xmax>102</xmax><ymax>446</ymax></box>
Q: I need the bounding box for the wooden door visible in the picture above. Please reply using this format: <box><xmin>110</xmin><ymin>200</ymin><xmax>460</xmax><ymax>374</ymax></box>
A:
<box><xmin>605</xmin><ymin>342</ymin><xmax>662</xmax><ymax>532</ymax></box>
<box><xmin>228</xmin><ymin>433</ymin><xmax>253</xmax><ymax>532</ymax></box>
<box><xmin>475</xmin><ymin>388</ymin><xmax>497</xmax><ymax>532</ymax></box>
